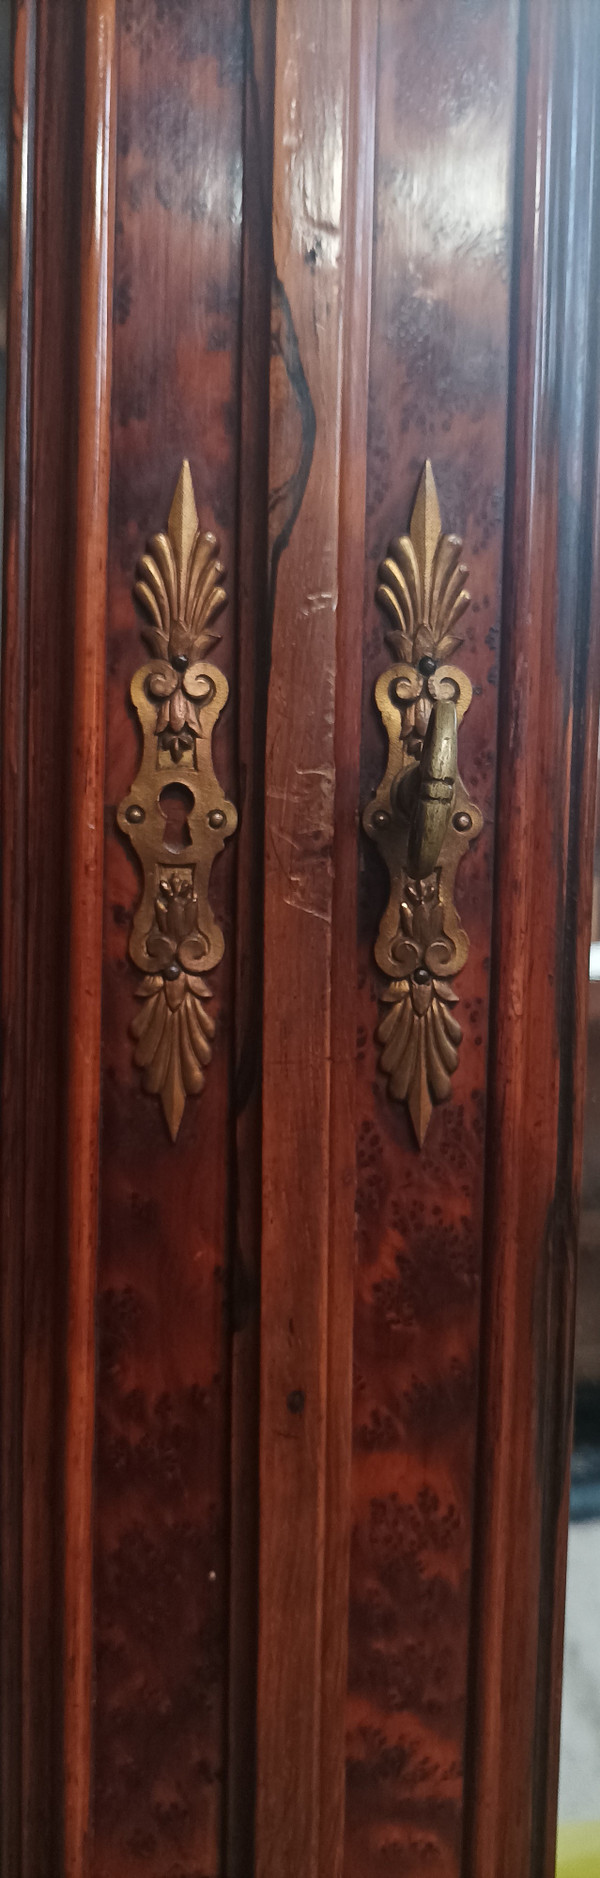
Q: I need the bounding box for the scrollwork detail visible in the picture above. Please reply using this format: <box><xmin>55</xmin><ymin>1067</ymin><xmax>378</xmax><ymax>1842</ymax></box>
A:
<box><xmin>364</xmin><ymin>462</ymin><xmax>482</xmax><ymax>1146</ymax></box>
<box><xmin>118</xmin><ymin>462</ymin><xmax>237</xmax><ymax>1140</ymax></box>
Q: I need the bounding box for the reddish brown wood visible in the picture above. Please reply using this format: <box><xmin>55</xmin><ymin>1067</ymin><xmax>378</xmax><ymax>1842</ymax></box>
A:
<box><xmin>345</xmin><ymin>5</ymin><xmax>519</xmax><ymax>1874</ymax></box>
<box><xmin>228</xmin><ymin>3</ymin><xmax>276</xmax><ymax>1870</ymax></box>
<box><xmin>64</xmin><ymin>2</ymin><xmax>117</xmax><ymax>1867</ymax></box>
<box><xmin>0</xmin><ymin>6</ymin><xmax>37</xmax><ymax>1869</ymax></box>
<box><xmin>1</xmin><ymin>2</ymin><xmax>86</xmax><ymax>1872</ymax></box>
<box><xmin>255</xmin><ymin>3</ymin><xmax>356</xmax><ymax>1871</ymax></box>
<box><xmin>91</xmin><ymin>6</ymin><xmax>245</xmax><ymax>1874</ymax></box>
<box><xmin>319</xmin><ymin>7</ymin><xmax>378</xmax><ymax>1875</ymax></box>
<box><xmin>23</xmin><ymin>1</ymin><xmax>85</xmax><ymax>1867</ymax></box>
<box><xmin>3</xmin><ymin>5</ymin><xmax>600</xmax><ymax>1876</ymax></box>
<box><xmin>463</xmin><ymin>3</ymin><xmax>600</xmax><ymax>1874</ymax></box>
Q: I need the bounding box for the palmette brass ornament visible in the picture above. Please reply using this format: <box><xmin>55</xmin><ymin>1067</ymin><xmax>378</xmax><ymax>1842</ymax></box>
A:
<box><xmin>363</xmin><ymin>461</ymin><xmax>482</xmax><ymax>1147</ymax></box>
<box><xmin>118</xmin><ymin>461</ymin><xmax>237</xmax><ymax>1141</ymax></box>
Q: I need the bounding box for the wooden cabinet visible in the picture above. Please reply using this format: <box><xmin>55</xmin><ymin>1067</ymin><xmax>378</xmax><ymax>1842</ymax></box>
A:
<box><xmin>2</xmin><ymin>2</ymin><xmax>600</xmax><ymax>1875</ymax></box>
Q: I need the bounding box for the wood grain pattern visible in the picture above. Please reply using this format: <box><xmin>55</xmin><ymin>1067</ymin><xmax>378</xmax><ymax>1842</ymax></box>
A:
<box><xmin>319</xmin><ymin>6</ymin><xmax>378</xmax><ymax>1875</ymax></box>
<box><xmin>3</xmin><ymin>5</ymin><xmax>599</xmax><ymax>1876</ymax></box>
<box><xmin>1</xmin><ymin>2</ymin><xmax>86</xmax><ymax>1871</ymax></box>
<box><xmin>64</xmin><ymin>1</ymin><xmax>117</xmax><ymax>1867</ymax></box>
<box><xmin>463</xmin><ymin>5</ymin><xmax>600</xmax><ymax>1874</ymax></box>
<box><xmin>255</xmin><ymin>3</ymin><xmax>354</xmax><ymax>1872</ymax></box>
<box><xmin>227</xmin><ymin>3</ymin><xmax>276</xmax><ymax>1870</ymax></box>
<box><xmin>23</xmin><ymin>2</ymin><xmax>86</xmax><ymax>1865</ymax></box>
<box><xmin>0</xmin><ymin>4</ymin><xmax>38</xmax><ymax>1869</ymax></box>
<box><xmin>345</xmin><ymin>5</ymin><xmax>519</xmax><ymax>1874</ymax></box>
<box><xmin>92</xmin><ymin>4</ymin><xmax>245</xmax><ymax>1872</ymax></box>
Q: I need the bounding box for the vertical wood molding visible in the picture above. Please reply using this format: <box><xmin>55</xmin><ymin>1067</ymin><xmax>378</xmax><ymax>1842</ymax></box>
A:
<box><xmin>63</xmin><ymin>0</ymin><xmax>116</xmax><ymax>1868</ymax></box>
<box><xmin>2</xmin><ymin>1</ymin><xmax>95</xmax><ymax>1867</ymax></box>
<box><xmin>255</xmin><ymin>3</ymin><xmax>354</xmax><ymax>1871</ymax></box>
<box><xmin>463</xmin><ymin>2</ymin><xmax>600</xmax><ymax>1873</ymax></box>
<box><xmin>0</xmin><ymin>1</ymin><xmax>37</xmax><ymax>1870</ymax></box>
<box><xmin>319</xmin><ymin>4</ymin><xmax>377</xmax><ymax>1874</ymax></box>
<box><xmin>227</xmin><ymin>2</ymin><xmax>276</xmax><ymax>1869</ymax></box>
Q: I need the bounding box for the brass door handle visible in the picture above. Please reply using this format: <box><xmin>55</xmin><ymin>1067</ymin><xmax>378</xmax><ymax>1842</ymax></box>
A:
<box><xmin>394</xmin><ymin>698</ymin><xmax>457</xmax><ymax>880</ymax></box>
<box><xmin>363</xmin><ymin>462</ymin><xmax>482</xmax><ymax>1146</ymax></box>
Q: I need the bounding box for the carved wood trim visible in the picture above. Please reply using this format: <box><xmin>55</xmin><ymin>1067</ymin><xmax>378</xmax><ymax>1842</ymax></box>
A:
<box><xmin>463</xmin><ymin>4</ymin><xmax>600</xmax><ymax>1872</ymax></box>
<box><xmin>0</xmin><ymin>1</ymin><xmax>38</xmax><ymax>1868</ymax></box>
<box><xmin>63</xmin><ymin>2</ymin><xmax>117</xmax><ymax>1868</ymax></box>
<box><xmin>255</xmin><ymin>3</ymin><xmax>357</xmax><ymax>1872</ymax></box>
<box><xmin>319</xmin><ymin>9</ymin><xmax>379</xmax><ymax>1875</ymax></box>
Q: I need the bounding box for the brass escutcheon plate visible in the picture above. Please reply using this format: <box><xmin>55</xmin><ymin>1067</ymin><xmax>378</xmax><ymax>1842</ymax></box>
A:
<box><xmin>118</xmin><ymin>460</ymin><xmax>237</xmax><ymax>1141</ymax></box>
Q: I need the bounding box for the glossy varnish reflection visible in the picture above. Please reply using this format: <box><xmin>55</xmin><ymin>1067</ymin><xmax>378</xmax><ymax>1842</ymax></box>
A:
<box><xmin>2</xmin><ymin>2</ymin><xmax>599</xmax><ymax>1875</ymax></box>
<box><xmin>1</xmin><ymin>0</ymin><xmax>88</xmax><ymax>1870</ymax></box>
<box><xmin>228</xmin><ymin>2</ymin><xmax>276</xmax><ymax>1867</ymax></box>
<box><xmin>1</xmin><ymin>2</ymin><xmax>39</xmax><ymax>1868</ymax></box>
<box><xmin>464</xmin><ymin>4</ymin><xmax>600</xmax><ymax>1873</ymax></box>
<box><xmin>64</xmin><ymin>1</ymin><xmax>116</xmax><ymax>1867</ymax></box>
<box><xmin>319</xmin><ymin>6</ymin><xmax>377</xmax><ymax>1874</ymax></box>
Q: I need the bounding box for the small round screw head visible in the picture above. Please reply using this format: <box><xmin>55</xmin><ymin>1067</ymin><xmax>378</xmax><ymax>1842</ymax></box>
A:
<box><xmin>172</xmin><ymin>653</ymin><xmax>188</xmax><ymax>673</ymax></box>
<box><xmin>208</xmin><ymin>808</ymin><xmax>226</xmax><ymax>829</ymax></box>
<box><xmin>413</xmin><ymin>966</ymin><xmax>431</xmax><ymax>985</ymax></box>
<box><xmin>373</xmin><ymin>809</ymin><xmax>390</xmax><ymax>828</ymax></box>
<box><xmin>163</xmin><ymin>960</ymin><xmax>182</xmax><ymax>981</ymax></box>
<box><xmin>126</xmin><ymin>804</ymin><xmax>145</xmax><ymax>824</ymax></box>
<box><xmin>453</xmin><ymin>811</ymin><xmax>472</xmax><ymax>832</ymax></box>
<box><xmin>418</xmin><ymin>655</ymin><xmax>437</xmax><ymax>676</ymax></box>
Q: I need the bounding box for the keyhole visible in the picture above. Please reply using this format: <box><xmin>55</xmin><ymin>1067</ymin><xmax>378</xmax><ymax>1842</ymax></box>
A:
<box><xmin>159</xmin><ymin>782</ymin><xmax>194</xmax><ymax>853</ymax></box>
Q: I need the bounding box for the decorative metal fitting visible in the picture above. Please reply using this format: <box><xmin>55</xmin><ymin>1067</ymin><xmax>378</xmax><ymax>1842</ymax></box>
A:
<box><xmin>118</xmin><ymin>460</ymin><xmax>237</xmax><ymax>1140</ymax></box>
<box><xmin>363</xmin><ymin>461</ymin><xmax>482</xmax><ymax>1146</ymax></box>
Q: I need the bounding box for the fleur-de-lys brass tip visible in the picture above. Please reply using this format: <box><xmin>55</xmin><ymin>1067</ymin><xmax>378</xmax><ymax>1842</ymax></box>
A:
<box><xmin>363</xmin><ymin>461</ymin><xmax>482</xmax><ymax>1147</ymax></box>
<box><xmin>118</xmin><ymin>461</ymin><xmax>237</xmax><ymax>1141</ymax></box>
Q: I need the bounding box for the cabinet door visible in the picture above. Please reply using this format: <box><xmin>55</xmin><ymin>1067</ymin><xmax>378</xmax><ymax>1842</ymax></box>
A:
<box><xmin>1</xmin><ymin>3</ymin><xmax>600</xmax><ymax>1878</ymax></box>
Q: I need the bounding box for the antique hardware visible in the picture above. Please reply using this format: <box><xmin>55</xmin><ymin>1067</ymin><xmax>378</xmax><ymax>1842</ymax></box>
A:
<box><xmin>363</xmin><ymin>461</ymin><xmax>482</xmax><ymax>1146</ymax></box>
<box><xmin>118</xmin><ymin>460</ymin><xmax>237</xmax><ymax>1140</ymax></box>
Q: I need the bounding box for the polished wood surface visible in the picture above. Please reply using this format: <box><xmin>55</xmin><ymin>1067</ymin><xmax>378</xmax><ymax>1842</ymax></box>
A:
<box><xmin>1</xmin><ymin>3</ymin><xmax>599</xmax><ymax>1876</ymax></box>
<box><xmin>319</xmin><ymin>8</ymin><xmax>377</xmax><ymax>1874</ymax></box>
<box><xmin>227</xmin><ymin>5</ymin><xmax>275</xmax><ymax>1869</ymax></box>
<box><xmin>463</xmin><ymin>4</ymin><xmax>600</xmax><ymax>1874</ymax></box>
<box><xmin>92</xmin><ymin>5</ymin><xmax>244</xmax><ymax>1873</ymax></box>
<box><xmin>345</xmin><ymin>5</ymin><xmax>518</xmax><ymax>1873</ymax></box>
<box><xmin>1</xmin><ymin>1</ymin><xmax>88</xmax><ymax>1870</ymax></box>
<box><xmin>65</xmin><ymin>3</ymin><xmax>116</xmax><ymax>1867</ymax></box>
<box><xmin>1</xmin><ymin>4</ymin><xmax>38</xmax><ymax>1868</ymax></box>
<box><xmin>255</xmin><ymin>3</ymin><xmax>354</xmax><ymax>1871</ymax></box>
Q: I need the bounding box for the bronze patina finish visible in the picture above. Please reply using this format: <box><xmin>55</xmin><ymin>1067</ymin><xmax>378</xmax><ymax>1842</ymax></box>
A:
<box><xmin>118</xmin><ymin>460</ymin><xmax>237</xmax><ymax>1140</ymax></box>
<box><xmin>363</xmin><ymin>461</ymin><xmax>482</xmax><ymax>1145</ymax></box>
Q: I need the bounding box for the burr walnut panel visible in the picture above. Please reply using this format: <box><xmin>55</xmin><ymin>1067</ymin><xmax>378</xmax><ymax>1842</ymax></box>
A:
<box><xmin>93</xmin><ymin>5</ymin><xmax>244</xmax><ymax>1873</ymax></box>
<box><xmin>345</xmin><ymin>4</ymin><xmax>519</xmax><ymax>1874</ymax></box>
<box><xmin>2</xmin><ymin>4</ymin><xmax>599</xmax><ymax>1878</ymax></box>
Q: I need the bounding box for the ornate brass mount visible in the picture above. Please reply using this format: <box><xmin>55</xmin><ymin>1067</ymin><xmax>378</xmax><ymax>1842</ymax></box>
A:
<box><xmin>118</xmin><ymin>461</ymin><xmax>237</xmax><ymax>1141</ymax></box>
<box><xmin>363</xmin><ymin>461</ymin><xmax>482</xmax><ymax>1146</ymax></box>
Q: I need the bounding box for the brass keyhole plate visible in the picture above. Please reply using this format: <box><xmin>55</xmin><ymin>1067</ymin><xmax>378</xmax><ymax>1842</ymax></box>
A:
<box><xmin>118</xmin><ymin>460</ymin><xmax>237</xmax><ymax>1141</ymax></box>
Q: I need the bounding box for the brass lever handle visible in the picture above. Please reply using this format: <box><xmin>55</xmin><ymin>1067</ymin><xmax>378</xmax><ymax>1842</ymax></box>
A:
<box><xmin>394</xmin><ymin>699</ymin><xmax>457</xmax><ymax>879</ymax></box>
<box><xmin>363</xmin><ymin>462</ymin><xmax>482</xmax><ymax>1146</ymax></box>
